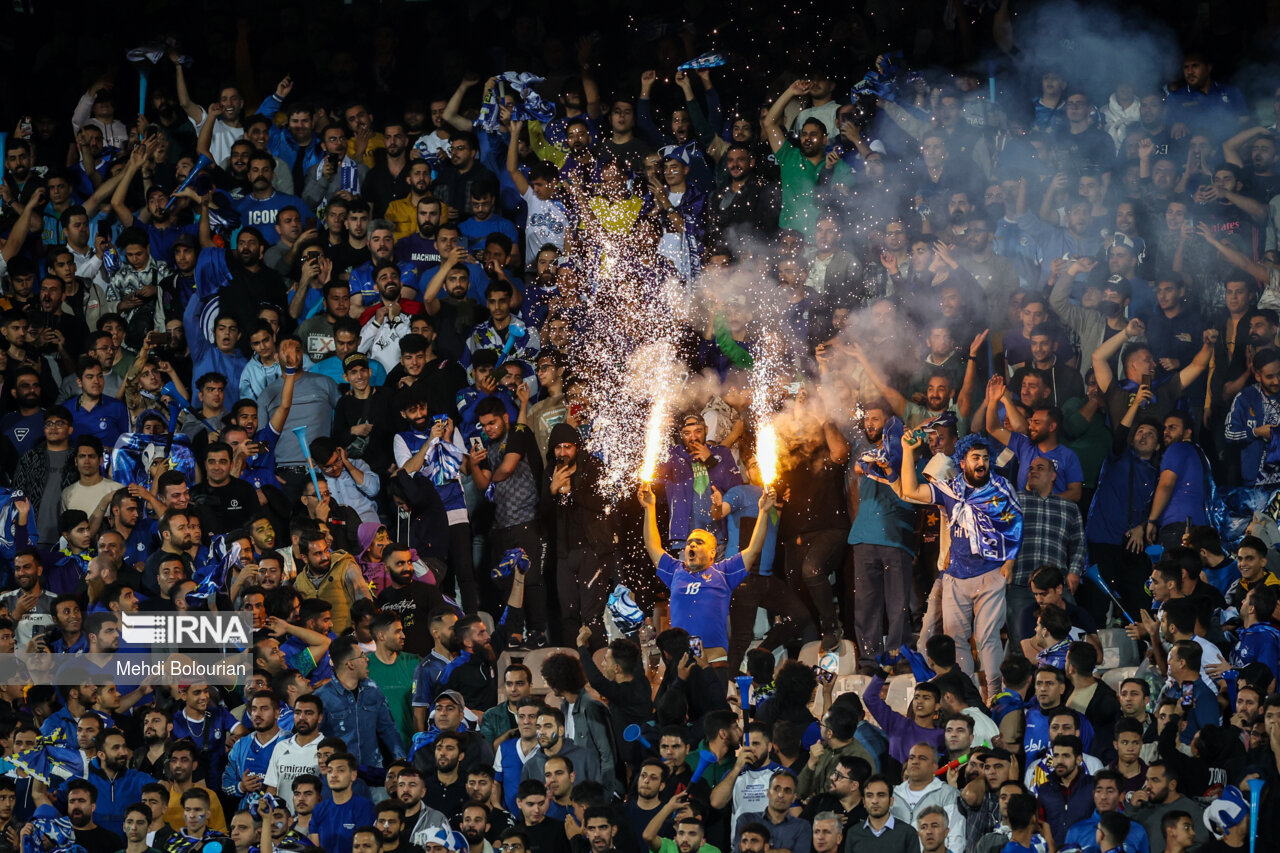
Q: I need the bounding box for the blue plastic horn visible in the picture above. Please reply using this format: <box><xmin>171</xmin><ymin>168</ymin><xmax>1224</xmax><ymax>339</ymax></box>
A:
<box><xmin>1082</xmin><ymin>564</ymin><xmax>1135</xmax><ymax>624</ymax></box>
<box><xmin>292</xmin><ymin>425</ymin><xmax>322</xmax><ymax>498</ymax></box>
<box><xmin>691</xmin><ymin>749</ymin><xmax>717</xmax><ymax>784</ymax></box>
<box><xmin>1251</xmin><ymin>780</ymin><xmax>1266</xmax><ymax>853</ymax></box>
<box><xmin>166</xmin><ymin>153</ymin><xmax>212</xmax><ymax>208</ymax></box>
<box><xmin>1144</xmin><ymin>544</ymin><xmax>1164</xmax><ymax>561</ymax></box>
<box><xmin>735</xmin><ymin>675</ymin><xmax>753</xmax><ymax>715</ymax></box>
<box><xmin>623</xmin><ymin>724</ymin><xmax>651</xmax><ymax>749</ymax></box>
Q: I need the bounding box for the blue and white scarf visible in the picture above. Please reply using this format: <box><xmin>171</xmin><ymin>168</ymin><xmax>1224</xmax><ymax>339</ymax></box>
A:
<box><xmin>856</xmin><ymin>416</ymin><xmax>905</xmax><ymax>484</ymax></box>
<box><xmin>314</xmin><ymin>156</ymin><xmax>361</xmax><ymax>201</ymax></box>
<box><xmin>424</xmin><ymin>436</ymin><xmax>464</xmax><ymax>488</ymax></box>
<box><xmin>477</xmin><ymin>72</ymin><xmax>557</xmax><ymax>133</ymax></box>
<box><xmin>934</xmin><ymin>473</ymin><xmax>1023</xmax><ymax>562</ymax></box>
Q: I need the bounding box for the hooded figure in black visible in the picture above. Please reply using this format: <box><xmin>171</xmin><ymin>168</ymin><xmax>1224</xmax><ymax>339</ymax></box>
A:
<box><xmin>540</xmin><ymin>422</ymin><xmax>619</xmax><ymax>645</ymax></box>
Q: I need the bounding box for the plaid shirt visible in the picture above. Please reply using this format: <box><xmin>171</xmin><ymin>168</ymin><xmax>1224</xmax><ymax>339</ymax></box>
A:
<box><xmin>1011</xmin><ymin>492</ymin><xmax>1085</xmax><ymax>586</ymax></box>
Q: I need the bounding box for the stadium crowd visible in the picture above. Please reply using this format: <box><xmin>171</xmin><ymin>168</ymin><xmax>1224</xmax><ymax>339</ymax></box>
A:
<box><xmin>0</xmin><ymin>2</ymin><xmax>1279</xmax><ymax>853</ymax></box>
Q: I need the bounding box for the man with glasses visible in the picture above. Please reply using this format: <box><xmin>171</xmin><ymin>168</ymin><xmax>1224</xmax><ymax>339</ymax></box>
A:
<box><xmin>432</xmin><ymin>131</ymin><xmax>496</xmax><ymax>221</ymax></box>
<box><xmin>801</xmin><ymin>755</ymin><xmax>870</xmax><ymax>844</ymax></box>
<box><xmin>14</xmin><ymin>405</ymin><xmax>77</xmax><ymax>548</ymax></box>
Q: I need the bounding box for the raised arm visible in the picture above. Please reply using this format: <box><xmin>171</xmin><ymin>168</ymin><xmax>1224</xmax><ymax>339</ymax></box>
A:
<box><xmin>442</xmin><ymin>75</ymin><xmax>480</xmax><ymax>132</ymax></box>
<box><xmin>983</xmin><ymin>375</ymin><xmax>1016</xmax><ymax>445</ymax></box>
<box><xmin>267</xmin><ymin>341</ymin><xmax>302</xmax><ymax>433</ymax></box>
<box><xmin>1198</xmin><ymin>222</ymin><xmax>1268</xmax><ymax>284</ymax></box>
<box><xmin>763</xmin><ymin>81</ymin><xmax>808</xmax><ymax>154</ymax></box>
<box><xmin>1176</xmin><ymin>330</ymin><xmax>1218</xmax><ymax>389</ymax></box>
<box><xmin>110</xmin><ymin>145</ymin><xmax>149</xmax><ymax>228</ymax></box>
<box><xmin>195</xmin><ymin>103</ymin><xmax>222</xmax><ymax>163</ymax></box>
<box><xmin>506</xmin><ymin>120</ymin><xmax>531</xmax><ymax>196</ymax></box>
<box><xmin>957</xmin><ymin>329</ymin><xmax>989</xmax><ymax>420</ymax></box>
<box><xmin>171</xmin><ymin>52</ymin><xmax>204</xmax><ymax>124</ymax></box>
<box><xmin>422</xmin><ymin>247</ymin><xmax>465</xmax><ymax>314</ymax></box>
<box><xmin>849</xmin><ymin>341</ymin><xmax>907</xmax><ymax>416</ymax></box>
<box><xmin>1</xmin><ymin>189</ymin><xmax>46</xmax><ymax>264</ymax></box>
<box><xmin>638</xmin><ymin>482</ymin><xmax>667</xmax><ymax>567</ymax></box>
<box><xmin>739</xmin><ymin>488</ymin><xmax>778</xmax><ymax>571</ymax></box>
<box><xmin>1092</xmin><ymin>317</ymin><xmax>1145</xmax><ymax>393</ymax></box>
<box><xmin>898</xmin><ymin>431</ymin><xmax>934</xmax><ymax>504</ymax></box>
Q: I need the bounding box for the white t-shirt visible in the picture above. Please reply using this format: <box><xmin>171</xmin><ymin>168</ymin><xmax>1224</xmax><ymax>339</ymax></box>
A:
<box><xmin>521</xmin><ymin>187</ymin><xmax>568</xmax><ymax>262</ymax></box>
<box><xmin>60</xmin><ymin>478</ymin><xmax>123</xmax><ymax>518</ymax></box>
<box><xmin>263</xmin><ymin>734</ymin><xmax>320</xmax><ymax>806</ymax></box>
<box><xmin>190</xmin><ymin>110</ymin><xmax>245</xmax><ymax>164</ymax></box>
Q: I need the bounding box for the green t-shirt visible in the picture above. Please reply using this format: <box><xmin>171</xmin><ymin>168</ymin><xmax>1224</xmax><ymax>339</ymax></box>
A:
<box><xmin>774</xmin><ymin>140</ymin><xmax>850</xmax><ymax>237</ymax></box>
<box><xmin>659</xmin><ymin>840</ymin><xmax>721</xmax><ymax>853</ymax></box>
<box><xmin>367</xmin><ymin>650</ymin><xmax>422</xmax><ymax>746</ymax></box>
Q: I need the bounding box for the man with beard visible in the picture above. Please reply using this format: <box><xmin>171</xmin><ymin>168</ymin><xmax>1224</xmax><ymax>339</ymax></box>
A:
<box><xmin>459</xmin><ymin>803</ymin><xmax>495</xmax><ymax>853</ymax></box>
<box><xmin>653</xmin><ymin>413</ymin><xmax>743</xmax><ymax>553</ymax></box>
<box><xmin>520</xmin><ymin>706</ymin><xmax>601</xmax><ymax>790</ymax></box>
<box><xmin>433</xmin><ymin>132</ymin><xmax>496</xmax><ymax>220</ymax></box>
<box><xmin>375</xmin><ymin>543</ymin><xmax>446</xmax><ymax>656</ymax></box>
<box><xmin>1225</xmin><ymin>348</ymin><xmax>1280</xmax><ymax>486</ymax></box>
<box><xmin>396</xmin><ymin>766</ymin><xmax>452</xmax><ymax>847</ymax></box>
<box><xmin>352</xmin><ymin>220</ymin><xmax>421</xmax><ymax>311</ymax></box>
<box><xmin>374</xmin><ymin>800</ymin><xmax>408</xmax><ymax>853</ymax></box>
<box><xmin>442</xmin><ymin>609</ymin><xmax>508</xmax><ymax>710</ymax></box>
<box><xmin>707</xmin><ymin>140</ymin><xmax>782</xmax><ymax>251</ymax></box>
<box><xmin>959</xmin><ymin>215</ymin><xmax>1019</xmax><ymax>308</ymax></box>
<box><xmin>709</xmin><ymin>722</ymin><xmax>784</xmax><ymax>832</ymax></box>
<box><xmin>364</xmin><ymin>123</ymin><xmax>412</xmax><ymax>218</ymax></box>
<box><xmin>65</xmin><ymin>728</ymin><xmax>155</xmax><ymax>836</ymax></box>
<box><xmin>900</xmin><ymin>432</ymin><xmax>1022</xmax><ymax>696</ymax></box>
<box><xmin>110</xmin><ymin>146</ymin><xmax>199</xmax><ymax>266</ymax></box>
<box><xmin>304</xmin><ymin>124</ymin><xmax>368</xmax><ymax>211</ymax></box>
<box><xmin>764</xmin><ymin>81</ymin><xmax>850</xmax><ymax>238</ymax></box>
<box><xmin>420</xmin><ymin>732</ymin><xmax>468</xmax><ymax>816</ymax></box>
<box><xmin>264</xmin><ymin>694</ymin><xmax>324</xmax><ymax>804</ymax></box>
<box><xmin>358</xmin><ymin>262</ymin><xmax>422</xmax><ymax>371</ymax></box>
<box><xmin>1036</xmin><ymin>736</ymin><xmax>1095</xmax><ymax>848</ymax></box>
<box><xmin>63</xmin><ymin>779</ymin><xmax>124</xmax><ymax>850</ymax></box>
<box><xmin>234</xmin><ymin>151</ymin><xmax>313</xmax><ymax>246</ymax></box>
<box><xmin>542</xmin><ymin>422</ymin><xmax>618</xmax><ymax>642</ymax></box>
<box><xmin>985</xmin><ymin>381</ymin><xmax>1085</xmax><ymax>502</ymax></box>
<box><xmin>468</xmin><ymin>396</ymin><xmax>547</xmax><ymax>638</ymax></box>
<box><xmin>422</xmin><ymin>245</ymin><xmax>486</xmax><ymax>361</ymax></box>
<box><xmin>2</xmin><ymin>138</ymin><xmax>44</xmax><ymax>203</ymax></box>
<box><xmin>0</xmin><ymin>366</ymin><xmax>45</xmax><ymax>463</ymax></box>
<box><xmin>388</xmin><ymin>161</ymin><xmax>438</xmax><ymax>243</ymax></box>
<box><xmin>132</xmin><ymin>708</ymin><xmax>173</xmax><ymax>778</ymax></box>
<box><xmin>222</xmin><ymin>691</ymin><xmax>284</xmax><ymax>809</ymax></box>
<box><xmin>216</xmin><ymin>227</ymin><xmax>288</xmax><ymax>343</ymax></box>
<box><xmin>848</xmin><ymin>402</ymin><xmax>920</xmax><ymax>664</ymax></box>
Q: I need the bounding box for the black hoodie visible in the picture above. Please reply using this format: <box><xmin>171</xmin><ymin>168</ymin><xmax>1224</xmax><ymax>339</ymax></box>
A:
<box><xmin>540</xmin><ymin>423</ymin><xmax>618</xmax><ymax>556</ymax></box>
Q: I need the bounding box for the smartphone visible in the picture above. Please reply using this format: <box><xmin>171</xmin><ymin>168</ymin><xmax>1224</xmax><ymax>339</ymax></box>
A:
<box><xmin>689</xmin><ymin>636</ymin><xmax>703</xmax><ymax>658</ymax></box>
<box><xmin>1140</xmin><ymin>372</ymin><xmax>1154</xmax><ymax>388</ymax></box>
<box><xmin>305</xmin><ymin>216</ymin><xmax>318</xmax><ymax>230</ymax></box>
<box><xmin>150</xmin><ymin>331</ymin><xmax>173</xmax><ymax>347</ymax></box>
<box><xmin>469</xmin><ymin>437</ymin><xmax>485</xmax><ymax>453</ymax></box>
<box><xmin>328</xmin><ymin>153</ymin><xmax>341</xmax><ymax>169</ymax></box>
<box><xmin>812</xmin><ymin>664</ymin><xmax>836</xmax><ymax>684</ymax></box>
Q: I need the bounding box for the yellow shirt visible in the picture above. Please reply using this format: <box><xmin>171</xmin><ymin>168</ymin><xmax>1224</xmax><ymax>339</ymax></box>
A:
<box><xmin>164</xmin><ymin>783</ymin><xmax>228</xmax><ymax>833</ymax></box>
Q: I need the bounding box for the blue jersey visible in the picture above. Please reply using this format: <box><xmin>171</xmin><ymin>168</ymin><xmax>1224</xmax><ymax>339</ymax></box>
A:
<box><xmin>1006</xmin><ymin>432</ymin><xmax>1085</xmax><ymax>493</ymax></box>
<box><xmin>722</xmin><ymin>485</ymin><xmax>777</xmax><ymax>576</ymax></box>
<box><xmin>348</xmin><ymin>260</ymin><xmax>421</xmax><ymax>304</ymax></box>
<box><xmin>240</xmin><ymin>427</ymin><xmax>280</xmax><ymax>490</ymax></box>
<box><xmin>656</xmin><ymin>552</ymin><xmax>748</xmax><ymax>651</ymax></box>
<box><xmin>1232</xmin><ymin>622</ymin><xmax>1280</xmax><ymax>676</ymax></box>
<box><xmin>234</xmin><ymin>192</ymin><xmax>314</xmax><ymax>245</ymax></box>
<box><xmin>310</xmin><ymin>795</ymin><xmax>375</xmax><ymax>853</ymax></box>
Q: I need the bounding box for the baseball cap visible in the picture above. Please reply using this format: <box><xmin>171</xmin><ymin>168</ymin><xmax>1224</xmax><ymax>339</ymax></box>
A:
<box><xmin>343</xmin><ymin>353</ymin><xmax>370</xmax><ymax>372</ymax></box>
<box><xmin>1103</xmin><ymin>275</ymin><xmax>1132</xmax><ymax>300</ymax></box>
<box><xmin>434</xmin><ymin>689</ymin><xmax>466</xmax><ymax>709</ymax></box>
<box><xmin>174</xmin><ymin>233</ymin><xmax>199</xmax><ymax>250</ymax></box>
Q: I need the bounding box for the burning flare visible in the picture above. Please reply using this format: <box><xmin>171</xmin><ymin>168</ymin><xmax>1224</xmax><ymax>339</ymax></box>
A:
<box><xmin>756</xmin><ymin>420</ymin><xmax>778</xmax><ymax>487</ymax></box>
<box><xmin>639</xmin><ymin>398</ymin><xmax>669</xmax><ymax>483</ymax></box>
